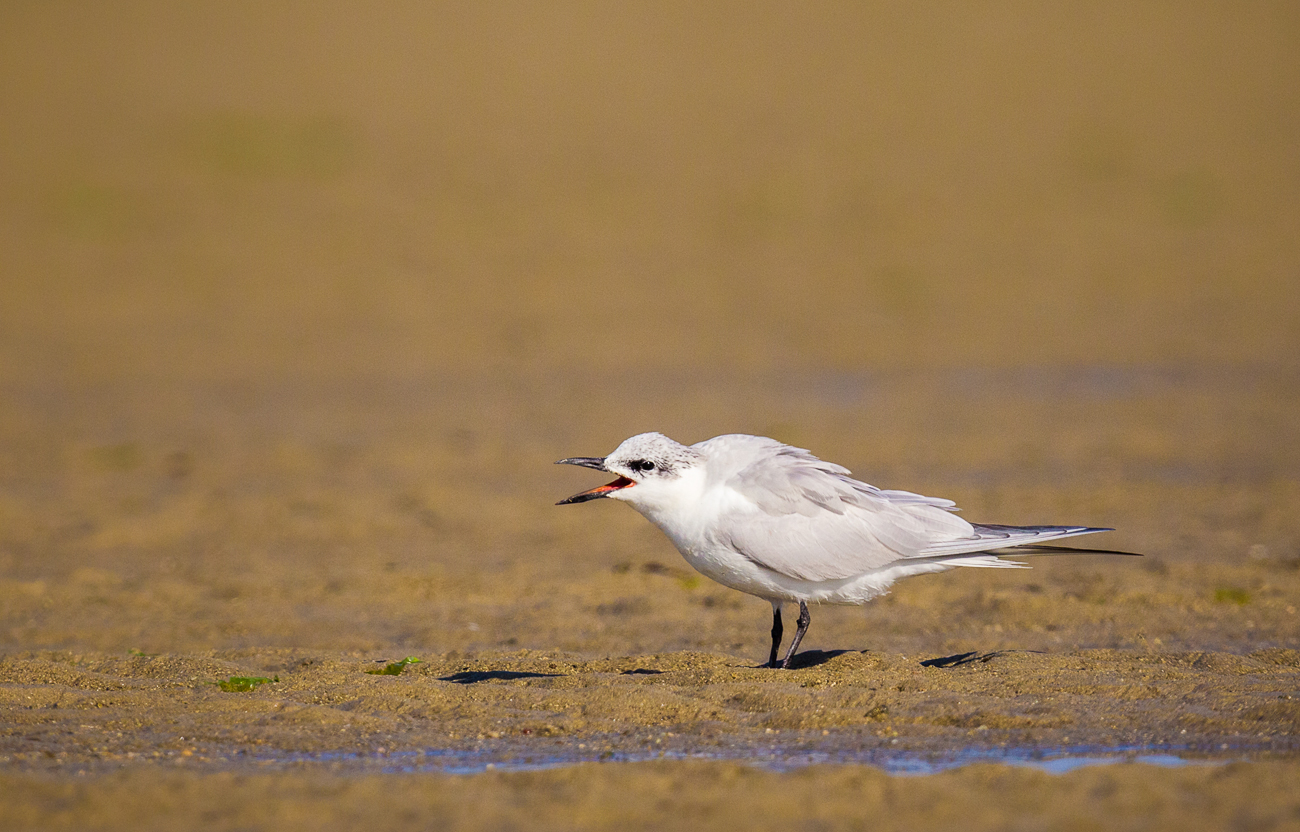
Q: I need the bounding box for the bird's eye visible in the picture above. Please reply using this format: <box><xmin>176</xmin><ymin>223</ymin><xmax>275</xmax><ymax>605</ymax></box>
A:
<box><xmin>635</xmin><ymin>460</ymin><xmax>656</xmax><ymax>472</ymax></box>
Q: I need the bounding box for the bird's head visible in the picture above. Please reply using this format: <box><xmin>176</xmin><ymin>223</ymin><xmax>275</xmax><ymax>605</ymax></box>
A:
<box><xmin>555</xmin><ymin>432</ymin><xmax>703</xmax><ymax>508</ymax></box>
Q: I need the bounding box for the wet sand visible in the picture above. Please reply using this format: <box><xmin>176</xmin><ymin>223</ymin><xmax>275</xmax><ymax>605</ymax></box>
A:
<box><xmin>2</xmin><ymin>368</ymin><xmax>1297</xmax><ymax>829</ymax></box>
<box><xmin>2</xmin><ymin>2</ymin><xmax>1299</xmax><ymax>830</ymax></box>
<box><xmin>3</xmin><ymin>761</ymin><xmax>1300</xmax><ymax>832</ymax></box>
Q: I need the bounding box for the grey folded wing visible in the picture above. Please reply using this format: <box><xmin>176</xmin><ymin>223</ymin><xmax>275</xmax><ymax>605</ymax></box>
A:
<box><xmin>720</xmin><ymin>446</ymin><xmax>976</xmax><ymax>582</ymax></box>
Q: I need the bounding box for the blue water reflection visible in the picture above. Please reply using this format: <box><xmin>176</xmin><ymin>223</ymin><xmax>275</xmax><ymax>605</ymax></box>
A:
<box><xmin>282</xmin><ymin>743</ymin><xmax>1222</xmax><ymax>776</ymax></box>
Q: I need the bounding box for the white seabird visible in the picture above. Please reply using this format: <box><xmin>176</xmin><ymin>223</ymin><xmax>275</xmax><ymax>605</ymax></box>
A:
<box><xmin>557</xmin><ymin>432</ymin><xmax>1136</xmax><ymax>668</ymax></box>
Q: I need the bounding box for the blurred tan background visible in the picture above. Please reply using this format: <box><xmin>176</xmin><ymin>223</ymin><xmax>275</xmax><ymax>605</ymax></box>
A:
<box><xmin>4</xmin><ymin>2</ymin><xmax>1298</xmax><ymax>379</ymax></box>
<box><xmin>0</xmin><ymin>2</ymin><xmax>1297</xmax><ymax>653</ymax></box>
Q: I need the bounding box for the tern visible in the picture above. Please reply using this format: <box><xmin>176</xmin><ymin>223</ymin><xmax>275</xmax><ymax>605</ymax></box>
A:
<box><xmin>557</xmin><ymin>432</ymin><xmax>1136</xmax><ymax>669</ymax></box>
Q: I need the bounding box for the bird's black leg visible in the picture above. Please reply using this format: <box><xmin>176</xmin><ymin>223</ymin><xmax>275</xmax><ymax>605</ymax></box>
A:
<box><xmin>778</xmin><ymin>601</ymin><xmax>810</xmax><ymax>669</ymax></box>
<box><xmin>768</xmin><ymin>602</ymin><xmax>784</xmax><ymax>668</ymax></box>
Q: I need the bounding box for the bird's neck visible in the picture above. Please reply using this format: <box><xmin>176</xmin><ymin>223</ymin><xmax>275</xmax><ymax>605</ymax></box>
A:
<box><xmin>625</xmin><ymin>467</ymin><xmax>712</xmax><ymax>545</ymax></box>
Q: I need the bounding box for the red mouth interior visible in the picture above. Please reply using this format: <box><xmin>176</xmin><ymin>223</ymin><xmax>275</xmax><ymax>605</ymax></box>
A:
<box><xmin>561</xmin><ymin>475</ymin><xmax>636</xmax><ymax>505</ymax></box>
<box><xmin>594</xmin><ymin>475</ymin><xmax>635</xmax><ymax>494</ymax></box>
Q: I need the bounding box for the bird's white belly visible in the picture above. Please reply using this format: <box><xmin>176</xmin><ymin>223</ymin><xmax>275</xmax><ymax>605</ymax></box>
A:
<box><xmin>675</xmin><ymin>539</ymin><xmax>780</xmax><ymax>597</ymax></box>
<box><xmin>669</xmin><ymin>535</ymin><xmax>951</xmax><ymax>606</ymax></box>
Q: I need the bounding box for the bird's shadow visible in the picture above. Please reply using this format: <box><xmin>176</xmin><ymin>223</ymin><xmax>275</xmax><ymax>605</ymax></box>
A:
<box><xmin>920</xmin><ymin>649</ymin><xmax>1043</xmax><ymax>668</ymax></box>
<box><xmin>439</xmin><ymin>670</ymin><xmax>564</xmax><ymax>685</ymax></box>
<box><xmin>774</xmin><ymin>648</ymin><xmax>1043</xmax><ymax>670</ymax></box>
<box><xmin>439</xmin><ymin>651</ymin><xmax>1041</xmax><ymax>681</ymax></box>
<box><xmin>779</xmin><ymin>649</ymin><xmax>854</xmax><ymax>669</ymax></box>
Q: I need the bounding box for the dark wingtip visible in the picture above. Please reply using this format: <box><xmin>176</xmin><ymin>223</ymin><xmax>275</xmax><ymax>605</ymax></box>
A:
<box><xmin>1010</xmin><ymin>543</ymin><xmax>1145</xmax><ymax>557</ymax></box>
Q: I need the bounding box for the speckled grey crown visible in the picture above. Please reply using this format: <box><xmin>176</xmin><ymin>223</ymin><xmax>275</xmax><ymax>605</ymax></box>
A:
<box><xmin>605</xmin><ymin>432</ymin><xmax>703</xmax><ymax>476</ymax></box>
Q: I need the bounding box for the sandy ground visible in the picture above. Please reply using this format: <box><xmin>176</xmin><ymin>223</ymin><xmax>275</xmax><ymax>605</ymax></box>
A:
<box><xmin>2</xmin><ymin>2</ymin><xmax>1299</xmax><ymax>830</ymax></box>
<box><xmin>3</xmin><ymin>762</ymin><xmax>1300</xmax><ymax>832</ymax></box>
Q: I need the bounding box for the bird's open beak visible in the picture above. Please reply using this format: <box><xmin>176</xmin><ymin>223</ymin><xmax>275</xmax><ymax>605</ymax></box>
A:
<box><xmin>555</xmin><ymin>457</ymin><xmax>609</xmax><ymax>471</ymax></box>
<box><xmin>555</xmin><ymin>457</ymin><xmax>635</xmax><ymax>505</ymax></box>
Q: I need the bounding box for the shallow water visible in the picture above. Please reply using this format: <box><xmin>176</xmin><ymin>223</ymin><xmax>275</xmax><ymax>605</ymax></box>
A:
<box><xmin>270</xmin><ymin>742</ymin><xmax>1222</xmax><ymax>776</ymax></box>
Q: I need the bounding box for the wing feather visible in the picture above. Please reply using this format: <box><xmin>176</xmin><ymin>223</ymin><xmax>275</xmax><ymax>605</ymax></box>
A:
<box><xmin>915</xmin><ymin>524</ymin><xmax>1114</xmax><ymax>557</ymax></box>
<box><xmin>709</xmin><ymin>438</ymin><xmax>973</xmax><ymax>581</ymax></box>
<box><xmin>696</xmin><ymin>435</ymin><xmax>1117</xmax><ymax>583</ymax></box>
